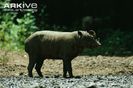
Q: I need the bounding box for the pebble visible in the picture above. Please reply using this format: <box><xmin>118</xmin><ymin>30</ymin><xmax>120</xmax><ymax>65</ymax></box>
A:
<box><xmin>0</xmin><ymin>75</ymin><xmax>133</xmax><ymax>88</ymax></box>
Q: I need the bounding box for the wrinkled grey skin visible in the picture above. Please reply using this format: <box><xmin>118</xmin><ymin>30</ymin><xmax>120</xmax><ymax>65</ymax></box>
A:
<box><xmin>25</xmin><ymin>30</ymin><xmax>101</xmax><ymax>78</ymax></box>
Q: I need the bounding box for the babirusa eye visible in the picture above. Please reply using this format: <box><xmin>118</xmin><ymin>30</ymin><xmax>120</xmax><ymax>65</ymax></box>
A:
<box><xmin>97</xmin><ymin>38</ymin><xmax>100</xmax><ymax>41</ymax></box>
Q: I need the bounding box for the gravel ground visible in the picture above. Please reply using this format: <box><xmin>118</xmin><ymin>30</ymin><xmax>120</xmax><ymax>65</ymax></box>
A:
<box><xmin>1</xmin><ymin>50</ymin><xmax>133</xmax><ymax>88</ymax></box>
<box><xmin>1</xmin><ymin>75</ymin><xmax>133</xmax><ymax>88</ymax></box>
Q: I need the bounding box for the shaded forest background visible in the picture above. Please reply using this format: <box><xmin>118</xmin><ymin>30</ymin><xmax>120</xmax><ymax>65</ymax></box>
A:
<box><xmin>0</xmin><ymin>0</ymin><xmax>133</xmax><ymax>56</ymax></box>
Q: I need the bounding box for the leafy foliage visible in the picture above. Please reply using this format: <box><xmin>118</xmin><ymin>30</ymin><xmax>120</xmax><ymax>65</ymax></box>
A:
<box><xmin>0</xmin><ymin>12</ymin><xmax>37</xmax><ymax>50</ymax></box>
<box><xmin>0</xmin><ymin>0</ymin><xmax>133</xmax><ymax>56</ymax></box>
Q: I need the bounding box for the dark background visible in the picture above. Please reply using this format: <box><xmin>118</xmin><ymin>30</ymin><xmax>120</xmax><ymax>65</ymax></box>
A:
<box><xmin>0</xmin><ymin>0</ymin><xmax>133</xmax><ymax>56</ymax></box>
<box><xmin>12</xmin><ymin>0</ymin><xmax>132</xmax><ymax>29</ymax></box>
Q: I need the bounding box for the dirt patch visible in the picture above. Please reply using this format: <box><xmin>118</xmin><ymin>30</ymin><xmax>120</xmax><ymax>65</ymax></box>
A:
<box><xmin>0</xmin><ymin>50</ymin><xmax>133</xmax><ymax>77</ymax></box>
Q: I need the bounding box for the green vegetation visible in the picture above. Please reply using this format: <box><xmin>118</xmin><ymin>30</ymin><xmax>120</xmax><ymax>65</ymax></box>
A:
<box><xmin>0</xmin><ymin>12</ymin><xmax>133</xmax><ymax>56</ymax></box>
<box><xmin>0</xmin><ymin>12</ymin><xmax>37</xmax><ymax>50</ymax></box>
<box><xmin>0</xmin><ymin>0</ymin><xmax>133</xmax><ymax>56</ymax></box>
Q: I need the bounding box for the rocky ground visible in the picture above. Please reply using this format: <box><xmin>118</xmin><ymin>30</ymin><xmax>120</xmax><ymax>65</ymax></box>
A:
<box><xmin>1</xmin><ymin>75</ymin><xmax>133</xmax><ymax>88</ymax></box>
<box><xmin>1</xmin><ymin>50</ymin><xmax>133</xmax><ymax>88</ymax></box>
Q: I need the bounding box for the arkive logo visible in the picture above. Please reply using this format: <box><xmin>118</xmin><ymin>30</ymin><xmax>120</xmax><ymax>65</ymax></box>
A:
<box><xmin>2</xmin><ymin>2</ymin><xmax>38</xmax><ymax>12</ymax></box>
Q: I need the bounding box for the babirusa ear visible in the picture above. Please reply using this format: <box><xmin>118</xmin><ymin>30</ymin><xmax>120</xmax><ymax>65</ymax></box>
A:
<box><xmin>78</xmin><ymin>31</ymin><xmax>83</xmax><ymax>37</ymax></box>
<box><xmin>88</xmin><ymin>30</ymin><xmax>96</xmax><ymax>36</ymax></box>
